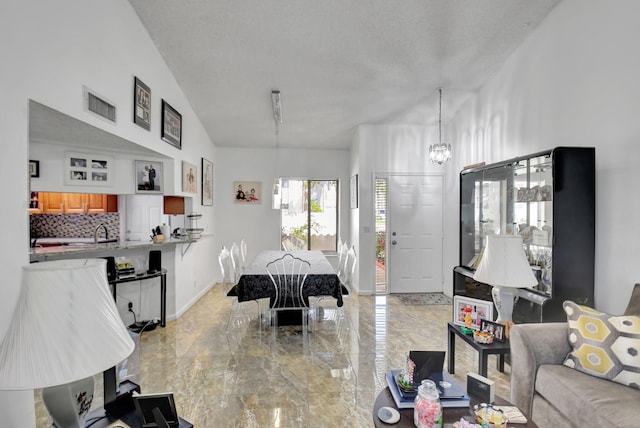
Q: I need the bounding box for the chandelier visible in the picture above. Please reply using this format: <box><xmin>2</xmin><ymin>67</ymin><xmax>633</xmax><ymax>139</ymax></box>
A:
<box><xmin>429</xmin><ymin>88</ymin><xmax>451</xmax><ymax>165</ymax></box>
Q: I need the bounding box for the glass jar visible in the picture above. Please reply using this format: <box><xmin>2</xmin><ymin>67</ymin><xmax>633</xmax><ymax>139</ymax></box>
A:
<box><xmin>414</xmin><ymin>379</ymin><xmax>443</xmax><ymax>428</ymax></box>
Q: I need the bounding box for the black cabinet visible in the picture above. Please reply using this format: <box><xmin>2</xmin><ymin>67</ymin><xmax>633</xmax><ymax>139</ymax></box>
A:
<box><xmin>456</xmin><ymin>147</ymin><xmax>595</xmax><ymax>323</ymax></box>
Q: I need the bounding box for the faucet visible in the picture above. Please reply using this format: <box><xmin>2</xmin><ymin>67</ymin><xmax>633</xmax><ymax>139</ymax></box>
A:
<box><xmin>94</xmin><ymin>224</ymin><xmax>109</xmax><ymax>243</ymax></box>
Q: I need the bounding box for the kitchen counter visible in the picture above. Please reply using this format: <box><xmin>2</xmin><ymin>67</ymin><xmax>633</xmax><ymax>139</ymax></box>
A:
<box><xmin>30</xmin><ymin>236</ymin><xmax>200</xmax><ymax>262</ymax></box>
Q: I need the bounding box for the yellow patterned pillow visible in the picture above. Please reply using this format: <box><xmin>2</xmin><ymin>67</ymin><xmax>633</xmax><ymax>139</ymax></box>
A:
<box><xmin>563</xmin><ymin>300</ymin><xmax>640</xmax><ymax>389</ymax></box>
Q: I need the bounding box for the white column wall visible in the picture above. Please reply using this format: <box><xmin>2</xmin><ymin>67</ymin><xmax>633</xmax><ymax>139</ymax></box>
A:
<box><xmin>0</xmin><ymin>0</ymin><xmax>216</xmax><ymax>423</ymax></box>
<box><xmin>353</xmin><ymin>124</ymin><xmax>445</xmax><ymax>294</ymax></box>
<box><xmin>444</xmin><ymin>0</ymin><xmax>640</xmax><ymax>315</ymax></box>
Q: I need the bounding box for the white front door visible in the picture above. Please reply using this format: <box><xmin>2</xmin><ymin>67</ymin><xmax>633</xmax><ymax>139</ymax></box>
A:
<box><xmin>388</xmin><ymin>174</ymin><xmax>444</xmax><ymax>293</ymax></box>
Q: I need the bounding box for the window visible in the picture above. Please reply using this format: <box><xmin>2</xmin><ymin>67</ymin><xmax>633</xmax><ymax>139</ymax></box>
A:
<box><xmin>280</xmin><ymin>179</ymin><xmax>338</xmax><ymax>251</ymax></box>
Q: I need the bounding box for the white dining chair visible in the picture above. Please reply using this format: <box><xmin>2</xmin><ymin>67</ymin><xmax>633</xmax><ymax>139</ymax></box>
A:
<box><xmin>342</xmin><ymin>246</ymin><xmax>357</xmax><ymax>294</ymax></box>
<box><xmin>240</xmin><ymin>238</ymin><xmax>247</xmax><ymax>271</ymax></box>
<box><xmin>265</xmin><ymin>253</ymin><xmax>312</xmax><ymax>352</ymax></box>
<box><xmin>336</xmin><ymin>242</ymin><xmax>349</xmax><ymax>282</ymax></box>
<box><xmin>230</xmin><ymin>242</ymin><xmax>242</xmax><ymax>282</ymax></box>
<box><xmin>219</xmin><ymin>246</ymin><xmax>255</xmax><ymax>330</ymax></box>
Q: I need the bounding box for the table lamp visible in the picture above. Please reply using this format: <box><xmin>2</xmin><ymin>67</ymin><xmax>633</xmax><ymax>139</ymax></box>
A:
<box><xmin>0</xmin><ymin>259</ymin><xmax>134</xmax><ymax>428</ymax></box>
<box><xmin>473</xmin><ymin>234</ymin><xmax>538</xmax><ymax>322</ymax></box>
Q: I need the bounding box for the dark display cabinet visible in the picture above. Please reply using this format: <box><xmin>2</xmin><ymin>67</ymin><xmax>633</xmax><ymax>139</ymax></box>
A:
<box><xmin>455</xmin><ymin>147</ymin><xmax>595</xmax><ymax>323</ymax></box>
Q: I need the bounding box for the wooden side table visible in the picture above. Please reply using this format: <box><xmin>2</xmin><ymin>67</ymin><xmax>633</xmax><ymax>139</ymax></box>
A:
<box><xmin>447</xmin><ymin>322</ymin><xmax>510</xmax><ymax>378</ymax></box>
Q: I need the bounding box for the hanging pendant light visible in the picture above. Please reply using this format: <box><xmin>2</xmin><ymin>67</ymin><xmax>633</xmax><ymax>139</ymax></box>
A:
<box><xmin>429</xmin><ymin>88</ymin><xmax>452</xmax><ymax>165</ymax></box>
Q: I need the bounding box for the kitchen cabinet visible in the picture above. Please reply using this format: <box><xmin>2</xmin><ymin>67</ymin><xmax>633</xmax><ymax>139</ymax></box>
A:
<box><xmin>33</xmin><ymin>192</ymin><xmax>117</xmax><ymax>213</ymax></box>
<box><xmin>456</xmin><ymin>147</ymin><xmax>595</xmax><ymax>323</ymax></box>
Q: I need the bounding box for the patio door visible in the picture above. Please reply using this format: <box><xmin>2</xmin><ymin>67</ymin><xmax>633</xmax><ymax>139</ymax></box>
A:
<box><xmin>280</xmin><ymin>179</ymin><xmax>338</xmax><ymax>251</ymax></box>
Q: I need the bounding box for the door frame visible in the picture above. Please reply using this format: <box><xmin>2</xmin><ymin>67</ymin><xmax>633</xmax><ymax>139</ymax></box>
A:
<box><xmin>375</xmin><ymin>172</ymin><xmax>445</xmax><ymax>294</ymax></box>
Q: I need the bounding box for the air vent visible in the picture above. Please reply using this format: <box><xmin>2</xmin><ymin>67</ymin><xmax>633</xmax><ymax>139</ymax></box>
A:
<box><xmin>86</xmin><ymin>90</ymin><xmax>116</xmax><ymax>122</ymax></box>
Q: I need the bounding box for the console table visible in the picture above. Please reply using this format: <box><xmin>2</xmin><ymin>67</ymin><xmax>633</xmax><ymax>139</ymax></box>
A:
<box><xmin>447</xmin><ymin>322</ymin><xmax>510</xmax><ymax>378</ymax></box>
<box><xmin>109</xmin><ymin>269</ymin><xmax>167</xmax><ymax>327</ymax></box>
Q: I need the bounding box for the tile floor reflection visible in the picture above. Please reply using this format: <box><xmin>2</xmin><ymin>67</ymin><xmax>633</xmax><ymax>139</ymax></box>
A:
<box><xmin>35</xmin><ymin>287</ymin><xmax>511</xmax><ymax>427</ymax></box>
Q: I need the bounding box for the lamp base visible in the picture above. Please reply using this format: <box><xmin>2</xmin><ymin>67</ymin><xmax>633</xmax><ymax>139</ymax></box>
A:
<box><xmin>41</xmin><ymin>375</ymin><xmax>94</xmax><ymax>428</ymax></box>
<box><xmin>491</xmin><ymin>286</ymin><xmax>518</xmax><ymax>323</ymax></box>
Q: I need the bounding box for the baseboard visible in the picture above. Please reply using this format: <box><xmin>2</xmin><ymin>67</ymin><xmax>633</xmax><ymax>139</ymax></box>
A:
<box><xmin>172</xmin><ymin>281</ymin><xmax>215</xmax><ymax>320</ymax></box>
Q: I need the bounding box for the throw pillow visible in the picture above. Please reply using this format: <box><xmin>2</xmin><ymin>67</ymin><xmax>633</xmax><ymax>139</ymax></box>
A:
<box><xmin>563</xmin><ymin>300</ymin><xmax>640</xmax><ymax>390</ymax></box>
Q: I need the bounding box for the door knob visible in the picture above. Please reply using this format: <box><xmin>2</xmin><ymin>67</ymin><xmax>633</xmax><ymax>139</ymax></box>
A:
<box><xmin>391</xmin><ymin>240</ymin><xmax>397</xmax><ymax>245</ymax></box>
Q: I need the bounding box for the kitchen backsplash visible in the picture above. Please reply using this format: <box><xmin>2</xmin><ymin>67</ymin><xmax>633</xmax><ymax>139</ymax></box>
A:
<box><xmin>30</xmin><ymin>213</ymin><xmax>120</xmax><ymax>239</ymax></box>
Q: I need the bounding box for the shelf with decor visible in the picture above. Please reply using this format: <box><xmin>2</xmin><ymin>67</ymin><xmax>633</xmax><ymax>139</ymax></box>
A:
<box><xmin>455</xmin><ymin>147</ymin><xmax>595</xmax><ymax>323</ymax></box>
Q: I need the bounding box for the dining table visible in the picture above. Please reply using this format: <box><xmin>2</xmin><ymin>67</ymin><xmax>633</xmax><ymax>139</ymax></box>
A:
<box><xmin>227</xmin><ymin>250</ymin><xmax>346</xmax><ymax>307</ymax></box>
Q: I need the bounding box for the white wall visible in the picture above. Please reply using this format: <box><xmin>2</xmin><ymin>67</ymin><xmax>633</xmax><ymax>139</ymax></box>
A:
<box><xmin>353</xmin><ymin>124</ymin><xmax>446</xmax><ymax>294</ymax></box>
<box><xmin>215</xmin><ymin>147</ymin><xmax>350</xmax><ymax>264</ymax></box>
<box><xmin>0</xmin><ymin>0</ymin><xmax>216</xmax><ymax>423</ymax></box>
<box><xmin>443</xmin><ymin>0</ymin><xmax>640</xmax><ymax>315</ymax></box>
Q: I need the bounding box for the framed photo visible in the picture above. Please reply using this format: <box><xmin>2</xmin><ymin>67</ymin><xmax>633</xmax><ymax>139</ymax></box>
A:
<box><xmin>201</xmin><ymin>158</ymin><xmax>213</xmax><ymax>206</ymax></box>
<box><xmin>233</xmin><ymin>181</ymin><xmax>261</xmax><ymax>204</ymax></box>
<box><xmin>453</xmin><ymin>295</ymin><xmax>494</xmax><ymax>330</ymax></box>
<box><xmin>132</xmin><ymin>392</ymin><xmax>178</xmax><ymax>428</ymax></box>
<box><xmin>480</xmin><ymin>319</ymin><xmax>506</xmax><ymax>342</ymax></box>
<box><xmin>182</xmin><ymin>161</ymin><xmax>197</xmax><ymax>194</ymax></box>
<box><xmin>133</xmin><ymin>76</ymin><xmax>151</xmax><ymax>130</ymax></box>
<box><xmin>161</xmin><ymin>100</ymin><xmax>182</xmax><ymax>149</ymax></box>
<box><xmin>29</xmin><ymin>160</ymin><xmax>39</xmax><ymax>178</ymax></box>
<box><xmin>64</xmin><ymin>152</ymin><xmax>113</xmax><ymax>186</ymax></box>
<box><xmin>135</xmin><ymin>160</ymin><xmax>163</xmax><ymax>193</ymax></box>
<box><xmin>350</xmin><ymin>174</ymin><xmax>358</xmax><ymax>208</ymax></box>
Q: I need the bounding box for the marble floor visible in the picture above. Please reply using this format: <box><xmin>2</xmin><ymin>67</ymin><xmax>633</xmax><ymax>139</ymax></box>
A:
<box><xmin>36</xmin><ymin>287</ymin><xmax>511</xmax><ymax>427</ymax></box>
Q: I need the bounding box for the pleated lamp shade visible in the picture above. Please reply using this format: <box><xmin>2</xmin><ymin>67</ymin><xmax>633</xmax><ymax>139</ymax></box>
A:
<box><xmin>0</xmin><ymin>258</ymin><xmax>134</xmax><ymax>390</ymax></box>
<box><xmin>473</xmin><ymin>234</ymin><xmax>538</xmax><ymax>288</ymax></box>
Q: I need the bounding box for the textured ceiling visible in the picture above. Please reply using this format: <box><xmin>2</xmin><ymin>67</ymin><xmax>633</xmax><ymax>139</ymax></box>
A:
<box><xmin>129</xmin><ymin>0</ymin><xmax>561</xmax><ymax>150</ymax></box>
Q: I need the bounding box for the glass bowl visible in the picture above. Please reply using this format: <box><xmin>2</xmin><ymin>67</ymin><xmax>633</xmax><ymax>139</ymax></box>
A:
<box><xmin>473</xmin><ymin>403</ymin><xmax>507</xmax><ymax>428</ymax></box>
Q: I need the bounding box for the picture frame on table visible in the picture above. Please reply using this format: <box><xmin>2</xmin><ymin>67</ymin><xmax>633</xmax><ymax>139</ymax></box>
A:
<box><xmin>480</xmin><ymin>319</ymin><xmax>505</xmax><ymax>342</ymax></box>
<box><xmin>161</xmin><ymin>99</ymin><xmax>182</xmax><ymax>149</ymax></box>
<box><xmin>135</xmin><ymin>160</ymin><xmax>163</xmax><ymax>194</ymax></box>
<box><xmin>452</xmin><ymin>295</ymin><xmax>493</xmax><ymax>330</ymax></box>
<box><xmin>64</xmin><ymin>152</ymin><xmax>113</xmax><ymax>186</ymax></box>
<box><xmin>133</xmin><ymin>76</ymin><xmax>151</xmax><ymax>130</ymax></box>
<box><xmin>201</xmin><ymin>158</ymin><xmax>213</xmax><ymax>206</ymax></box>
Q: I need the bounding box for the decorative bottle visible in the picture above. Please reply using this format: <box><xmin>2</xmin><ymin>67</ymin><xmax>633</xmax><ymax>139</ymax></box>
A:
<box><xmin>414</xmin><ymin>379</ymin><xmax>443</xmax><ymax>428</ymax></box>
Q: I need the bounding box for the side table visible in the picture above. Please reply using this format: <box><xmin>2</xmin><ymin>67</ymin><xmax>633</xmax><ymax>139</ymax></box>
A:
<box><xmin>447</xmin><ymin>322</ymin><xmax>510</xmax><ymax>378</ymax></box>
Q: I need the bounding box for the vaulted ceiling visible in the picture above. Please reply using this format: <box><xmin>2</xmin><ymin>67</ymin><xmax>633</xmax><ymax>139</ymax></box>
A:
<box><xmin>128</xmin><ymin>0</ymin><xmax>562</xmax><ymax>150</ymax></box>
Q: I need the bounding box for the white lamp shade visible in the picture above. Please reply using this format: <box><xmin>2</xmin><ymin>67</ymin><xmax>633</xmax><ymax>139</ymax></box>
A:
<box><xmin>0</xmin><ymin>259</ymin><xmax>134</xmax><ymax>390</ymax></box>
<box><xmin>473</xmin><ymin>235</ymin><xmax>537</xmax><ymax>288</ymax></box>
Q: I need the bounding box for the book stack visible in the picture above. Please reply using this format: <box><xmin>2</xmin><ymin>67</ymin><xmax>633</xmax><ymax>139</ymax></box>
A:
<box><xmin>115</xmin><ymin>258</ymin><xmax>136</xmax><ymax>279</ymax></box>
<box><xmin>386</xmin><ymin>370</ymin><xmax>470</xmax><ymax>409</ymax></box>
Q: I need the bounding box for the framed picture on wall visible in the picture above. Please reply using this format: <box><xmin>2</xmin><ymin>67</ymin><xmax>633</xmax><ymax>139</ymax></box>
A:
<box><xmin>201</xmin><ymin>158</ymin><xmax>213</xmax><ymax>206</ymax></box>
<box><xmin>234</xmin><ymin>181</ymin><xmax>261</xmax><ymax>204</ymax></box>
<box><xmin>64</xmin><ymin>152</ymin><xmax>113</xmax><ymax>186</ymax></box>
<box><xmin>182</xmin><ymin>161</ymin><xmax>197</xmax><ymax>194</ymax></box>
<box><xmin>134</xmin><ymin>160</ymin><xmax>163</xmax><ymax>193</ymax></box>
<box><xmin>133</xmin><ymin>76</ymin><xmax>151</xmax><ymax>130</ymax></box>
<box><xmin>161</xmin><ymin>100</ymin><xmax>182</xmax><ymax>149</ymax></box>
<box><xmin>29</xmin><ymin>160</ymin><xmax>40</xmax><ymax>178</ymax></box>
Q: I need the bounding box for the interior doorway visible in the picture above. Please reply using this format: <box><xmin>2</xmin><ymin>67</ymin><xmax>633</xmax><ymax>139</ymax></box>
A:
<box><xmin>375</xmin><ymin>174</ymin><xmax>444</xmax><ymax>294</ymax></box>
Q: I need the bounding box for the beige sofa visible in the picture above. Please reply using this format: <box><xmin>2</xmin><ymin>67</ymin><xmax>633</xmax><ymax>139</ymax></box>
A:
<box><xmin>509</xmin><ymin>285</ymin><xmax>640</xmax><ymax>427</ymax></box>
